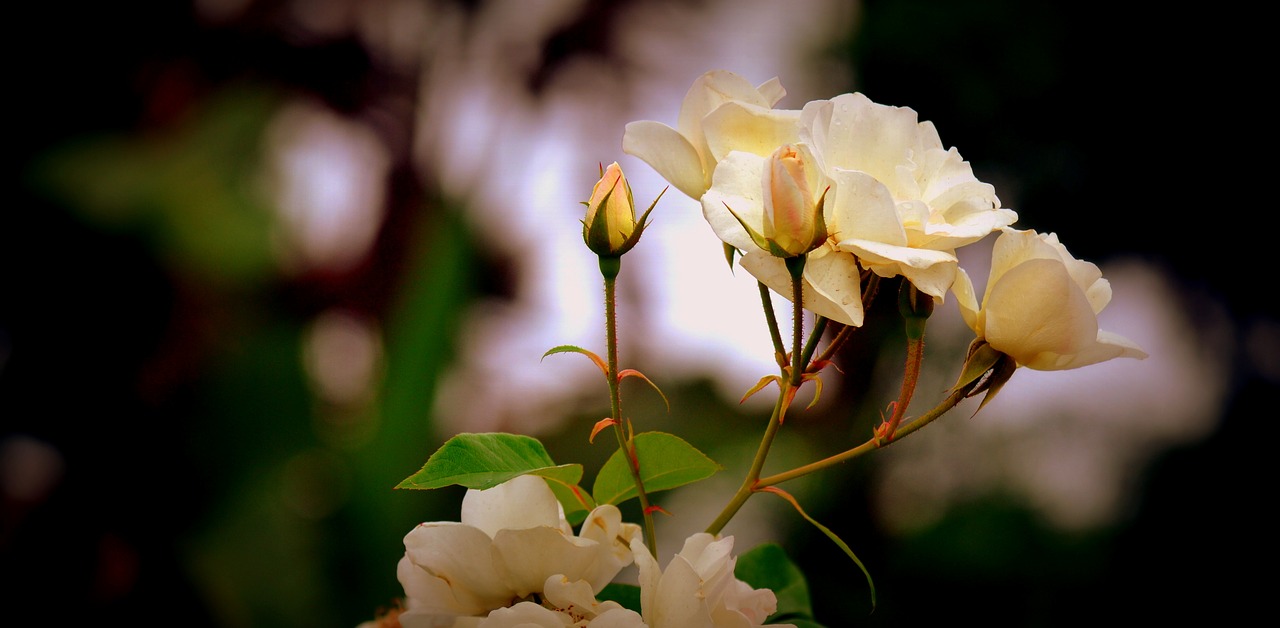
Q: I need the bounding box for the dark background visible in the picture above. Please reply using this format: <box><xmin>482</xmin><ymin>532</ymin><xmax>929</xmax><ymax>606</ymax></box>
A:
<box><xmin>4</xmin><ymin>1</ymin><xmax>1271</xmax><ymax>625</ymax></box>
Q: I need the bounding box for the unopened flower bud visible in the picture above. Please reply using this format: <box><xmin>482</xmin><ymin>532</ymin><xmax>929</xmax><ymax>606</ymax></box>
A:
<box><xmin>762</xmin><ymin>146</ymin><xmax>821</xmax><ymax>257</ymax></box>
<box><xmin>584</xmin><ymin>162</ymin><xmax>637</xmax><ymax>256</ymax></box>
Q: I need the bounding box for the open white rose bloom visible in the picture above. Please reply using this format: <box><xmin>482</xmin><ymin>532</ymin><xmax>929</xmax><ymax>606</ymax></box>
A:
<box><xmin>953</xmin><ymin>227</ymin><xmax>1148</xmax><ymax>370</ymax></box>
<box><xmin>366</xmin><ymin>67</ymin><xmax>1157</xmax><ymax>628</ymax></box>
<box><xmin>799</xmin><ymin>93</ymin><xmax>1017</xmax><ymax>300</ymax></box>
<box><xmin>623</xmin><ymin>70</ymin><xmax>799</xmax><ymax>201</ymax></box>
<box><xmin>631</xmin><ymin>534</ymin><xmax>791</xmax><ymax>628</ymax></box>
<box><xmin>631</xmin><ymin>73</ymin><xmax>1016</xmax><ymax>327</ymax></box>
<box><xmin>396</xmin><ymin>475</ymin><xmax>641</xmax><ymax>628</ymax></box>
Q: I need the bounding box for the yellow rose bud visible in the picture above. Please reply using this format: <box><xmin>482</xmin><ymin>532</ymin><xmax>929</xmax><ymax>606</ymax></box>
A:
<box><xmin>584</xmin><ymin>162</ymin><xmax>638</xmax><ymax>256</ymax></box>
<box><xmin>762</xmin><ymin>145</ymin><xmax>820</xmax><ymax>257</ymax></box>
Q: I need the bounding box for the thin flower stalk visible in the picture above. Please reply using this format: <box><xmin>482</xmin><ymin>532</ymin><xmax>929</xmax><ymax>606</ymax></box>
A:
<box><xmin>602</xmin><ymin>264</ymin><xmax>658</xmax><ymax>556</ymax></box>
<box><xmin>758</xmin><ymin>281</ymin><xmax>787</xmax><ymax>368</ymax></box>
<box><xmin>706</xmin><ymin>258</ymin><xmax>810</xmax><ymax>536</ymax></box>
<box><xmin>756</xmin><ymin>382</ymin><xmax>975</xmax><ymax>488</ymax></box>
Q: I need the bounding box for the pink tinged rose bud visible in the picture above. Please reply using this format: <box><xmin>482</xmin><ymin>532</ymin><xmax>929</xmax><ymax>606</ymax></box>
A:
<box><xmin>762</xmin><ymin>145</ymin><xmax>820</xmax><ymax>257</ymax></box>
<box><xmin>584</xmin><ymin>162</ymin><xmax>637</xmax><ymax>255</ymax></box>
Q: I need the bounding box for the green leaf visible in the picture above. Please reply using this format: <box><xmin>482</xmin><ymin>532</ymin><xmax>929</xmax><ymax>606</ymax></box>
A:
<box><xmin>736</xmin><ymin>543</ymin><xmax>814</xmax><ymax>621</ymax></box>
<box><xmin>596</xmin><ymin>583</ymin><xmax>642</xmax><ymax>614</ymax></box>
<box><xmin>541</xmin><ymin>344</ymin><xmax>608</xmax><ymax>376</ymax></box>
<box><xmin>397</xmin><ymin>432</ymin><xmax>583</xmax><ymax>491</ymax></box>
<box><xmin>592</xmin><ymin>432</ymin><xmax>722</xmax><ymax>505</ymax></box>
<box><xmin>788</xmin><ymin>620</ymin><xmax>827</xmax><ymax>628</ymax></box>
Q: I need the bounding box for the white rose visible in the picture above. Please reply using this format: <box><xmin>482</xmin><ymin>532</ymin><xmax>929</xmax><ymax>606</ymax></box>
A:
<box><xmin>396</xmin><ymin>475</ymin><xmax>641</xmax><ymax>627</ymax></box>
<box><xmin>800</xmin><ymin>92</ymin><xmax>1017</xmax><ymax>299</ymax></box>
<box><xmin>631</xmin><ymin>534</ymin><xmax>792</xmax><ymax>628</ymax></box>
<box><xmin>453</xmin><ymin>577</ymin><xmax>646</xmax><ymax>628</ymax></box>
<box><xmin>953</xmin><ymin>227</ymin><xmax>1147</xmax><ymax>370</ymax></box>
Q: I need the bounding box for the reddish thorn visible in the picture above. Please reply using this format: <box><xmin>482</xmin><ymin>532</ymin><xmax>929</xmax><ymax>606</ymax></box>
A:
<box><xmin>644</xmin><ymin>505</ymin><xmax>672</xmax><ymax>516</ymax></box>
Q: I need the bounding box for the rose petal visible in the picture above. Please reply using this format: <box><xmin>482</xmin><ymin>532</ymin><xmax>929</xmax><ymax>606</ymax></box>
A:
<box><xmin>739</xmin><ymin>250</ymin><xmax>863</xmax><ymax>326</ymax></box>
<box><xmin>818</xmin><ymin>93</ymin><xmax>920</xmax><ymax>186</ymax></box>
<box><xmin>702</xmin><ymin>102</ymin><xmax>801</xmax><ymax>163</ymax></box>
<box><xmin>623</xmin><ymin>120</ymin><xmax>708</xmax><ymax>200</ymax></box>
<box><xmin>401</xmin><ymin>523</ymin><xmax>512</xmax><ymax>613</ymax></box>
<box><xmin>492</xmin><ymin>527</ymin><xmax>599</xmax><ymax>598</ymax></box>
<box><xmin>702</xmin><ymin>151</ymin><xmax>767</xmax><ymax>251</ymax></box>
<box><xmin>827</xmin><ymin>169</ymin><xmax>906</xmax><ymax>247</ymax></box>
<box><xmin>461</xmin><ymin>474</ymin><xmax>563</xmax><ymax>537</ymax></box>
<box><xmin>984</xmin><ymin>258</ymin><xmax>1099</xmax><ymax>368</ymax></box>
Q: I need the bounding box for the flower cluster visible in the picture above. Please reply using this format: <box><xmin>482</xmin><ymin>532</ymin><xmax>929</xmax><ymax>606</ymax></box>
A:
<box><xmin>370</xmin><ymin>69</ymin><xmax>1149</xmax><ymax>628</ymax></box>
<box><xmin>626</xmin><ymin>71</ymin><xmax>1011</xmax><ymax>327</ymax></box>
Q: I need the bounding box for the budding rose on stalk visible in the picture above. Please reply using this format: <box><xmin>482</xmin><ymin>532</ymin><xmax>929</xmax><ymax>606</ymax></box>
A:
<box><xmin>583</xmin><ymin>162</ymin><xmax>663</xmax><ymax>259</ymax></box>
<box><xmin>583</xmin><ymin>162</ymin><xmax>637</xmax><ymax>256</ymax></box>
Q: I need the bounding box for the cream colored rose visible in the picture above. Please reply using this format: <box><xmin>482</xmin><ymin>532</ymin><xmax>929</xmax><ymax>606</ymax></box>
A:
<box><xmin>631</xmin><ymin>534</ymin><xmax>792</xmax><ymax>628</ymax></box>
<box><xmin>953</xmin><ymin>228</ymin><xmax>1147</xmax><ymax>370</ymax></box>
<box><xmin>396</xmin><ymin>475</ymin><xmax>641</xmax><ymax>628</ymax></box>
<box><xmin>452</xmin><ymin>576</ymin><xmax>646</xmax><ymax>628</ymax></box>
<box><xmin>800</xmin><ymin>93</ymin><xmax>1017</xmax><ymax>299</ymax></box>
<box><xmin>623</xmin><ymin>70</ymin><xmax>799</xmax><ymax>200</ymax></box>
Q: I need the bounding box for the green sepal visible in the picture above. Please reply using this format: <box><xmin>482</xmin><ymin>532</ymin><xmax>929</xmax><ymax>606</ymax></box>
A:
<box><xmin>952</xmin><ymin>340</ymin><xmax>1019</xmax><ymax>413</ymax></box>
<box><xmin>974</xmin><ymin>351</ymin><xmax>1018</xmax><ymax>413</ymax></box>
<box><xmin>807</xmin><ymin>185</ymin><xmax>831</xmax><ymax>253</ymax></box>
<box><xmin>723</xmin><ymin>242</ymin><xmax>738</xmax><ymax>272</ymax></box>
<box><xmin>583</xmin><ymin>184</ymin><xmax>621</xmax><ymax>255</ymax></box>
<box><xmin>614</xmin><ymin>186</ymin><xmax>666</xmax><ymax>256</ymax></box>
<box><xmin>898</xmin><ymin>281</ymin><xmax>934</xmax><ymax>341</ymax></box>
<box><xmin>953</xmin><ymin>340</ymin><xmax>1001</xmax><ymax>391</ymax></box>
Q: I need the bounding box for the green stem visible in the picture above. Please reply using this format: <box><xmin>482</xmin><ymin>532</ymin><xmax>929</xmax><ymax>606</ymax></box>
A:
<box><xmin>799</xmin><ymin>316</ymin><xmax>828</xmax><ymax>373</ymax></box>
<box><xmin>757</xmin><ymin>383</ymin><xmax>973</xmax><ymax>488</ymax></box>
<box><xmin>785</xmin><ymin>256</ymin><xmax>807</xmax><ymax>385</ymax></box>
<box><xmin>758</xmin><ymin>281</ymin><xmax>787</xmax><ymax>368</ymax></box>
<box><xmin>602</xmin><ymin>261</ymin><xmax>657</xmax><ymax>556</ymax></box>
<box><xmin>705</xmin><ymin>388</ymin><xmax>789</xmax><ymax>535</ymax></box>
<box><xmin>705</xmin><ymin>258</ymin><xmax>808</xmax><ymax>536</ymax></box>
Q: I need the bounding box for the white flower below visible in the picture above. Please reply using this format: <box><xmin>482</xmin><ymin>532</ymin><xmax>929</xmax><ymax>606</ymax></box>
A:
<box><xmin>632</xmin><ymin>534</ymin><xmax>792</xmax><ymax>628</ymax></box>
<box><xmin>396</xmin><ymin>475</ymin><xmax>641</xmax><ymax>628</ymax></box>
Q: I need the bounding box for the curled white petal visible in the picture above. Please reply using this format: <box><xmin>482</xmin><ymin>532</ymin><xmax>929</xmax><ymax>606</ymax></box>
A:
<box><xmin>963</xmin><ymin>228</ymin><xmax>1147</xmax><ymax>370</ymax></box>
<box><xmin>462</xmin><ymin>474</ymin><xmax>564</xmax><ymax>537</ymax></box>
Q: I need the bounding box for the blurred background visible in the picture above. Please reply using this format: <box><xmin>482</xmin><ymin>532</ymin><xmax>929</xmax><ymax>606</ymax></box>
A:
<box><xmin>3</xmin><ymin>0</ymin><xmax>1272</xmax><ymax>625</ymax></box>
